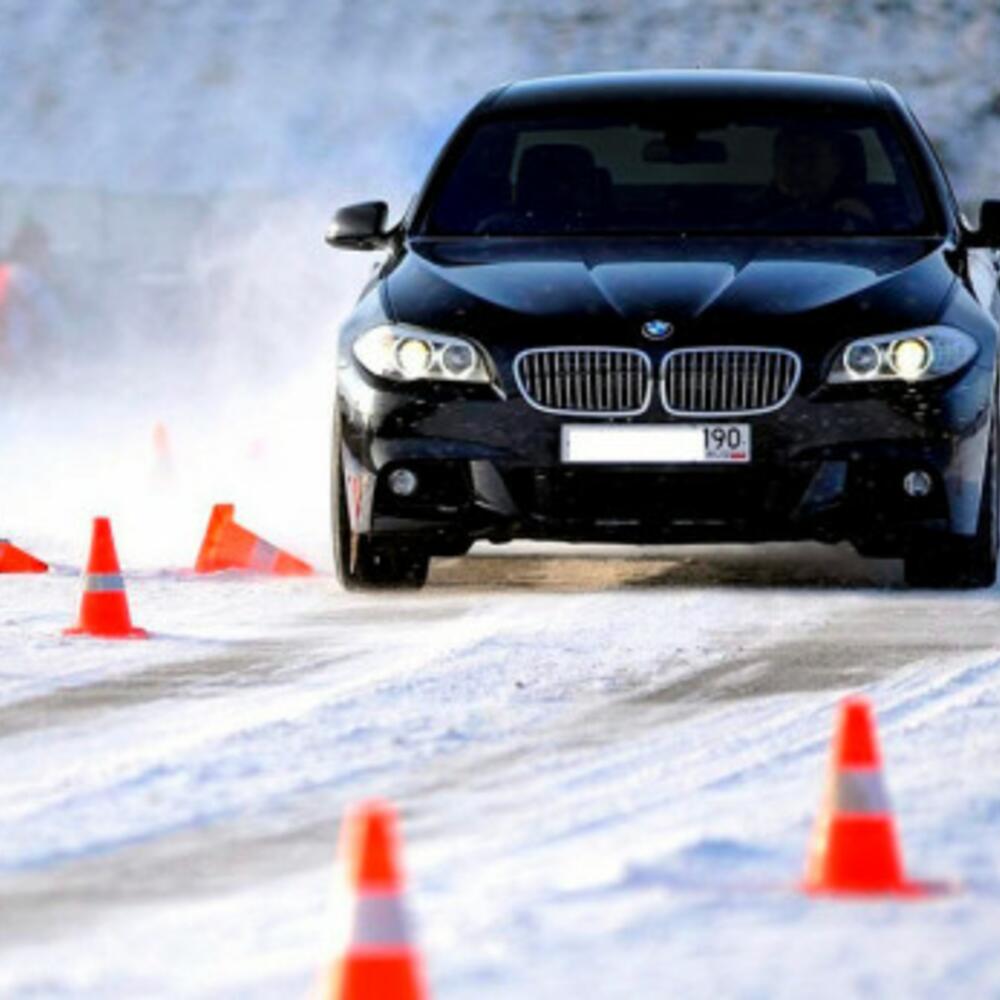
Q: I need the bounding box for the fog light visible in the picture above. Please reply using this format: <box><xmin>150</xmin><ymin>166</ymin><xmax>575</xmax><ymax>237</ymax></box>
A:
<box><xmin>903</xmin><ymin>470</ymin><xmax>933</xmax><ymax>498</ymax></box>
<box><xmin>388</xmin><ymin>468</ymin><xmax>419</xmax><ymax>497</ymax></box>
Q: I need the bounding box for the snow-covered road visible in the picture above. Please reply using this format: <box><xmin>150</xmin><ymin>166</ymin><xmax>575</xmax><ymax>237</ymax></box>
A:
<box><xmin>3</xmin><ymin>0</ymin><xmax>1000</xmax><ymax>994</ymax></box>
<box><xmin>4</xmin><ymin>545</ymin><xmax>1000</xmax><ymax>998</ymax></box>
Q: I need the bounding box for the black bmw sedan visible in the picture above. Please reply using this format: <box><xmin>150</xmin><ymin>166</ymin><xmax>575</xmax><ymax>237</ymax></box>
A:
<box><xmin>326</xmin><ymin>70</ymin><xmax>1000</xmax><ymax>590</ymax></box>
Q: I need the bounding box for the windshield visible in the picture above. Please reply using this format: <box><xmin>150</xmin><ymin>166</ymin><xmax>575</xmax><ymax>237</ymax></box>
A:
<box><xmin>420</xmin><ymin>106</ymin><xmax>937</xmax><ymax>237</ymax></box>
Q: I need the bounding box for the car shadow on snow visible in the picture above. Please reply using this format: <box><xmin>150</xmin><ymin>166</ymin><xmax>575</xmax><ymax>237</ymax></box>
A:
<box><xmin>429</xmin><ymin>541</ymin><xmax>905</xmax><ymax>591</ymax></box>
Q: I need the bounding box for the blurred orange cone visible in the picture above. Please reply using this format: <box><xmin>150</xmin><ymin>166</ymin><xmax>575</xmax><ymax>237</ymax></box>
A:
<box><xmin>322</xmin><ymin>801</ymin><xmax>427</xmax><ymax>1000</ymax></box>
<box><xmin>0</xmin><ymin>539</ymin><xmax>48</xmax><ymax>573</ymax></box>
<box><xmin>152</xmin><ymin>421</ymin><xmax>173</xmax><ymax>481</ymax></box>
<box><xmin>803</xmin><ymin>697</ymin><xmax>926</xmax><ymax>896</ymax></box>
<box><xmin>64</xmin><ymin>517</ymin><xmax>148</xmax><ymax>639</ymax></box>
<box><xmin>194</xmin><ymin>503</ymin><xmax>312</xmax><ymax>576</ymax></box>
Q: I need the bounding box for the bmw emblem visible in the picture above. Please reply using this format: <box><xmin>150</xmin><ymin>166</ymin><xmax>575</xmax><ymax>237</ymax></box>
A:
<box><xmin>641</xmin><ymin>319</ymin><xmax>674</xmax><ymax>341</ymax></box>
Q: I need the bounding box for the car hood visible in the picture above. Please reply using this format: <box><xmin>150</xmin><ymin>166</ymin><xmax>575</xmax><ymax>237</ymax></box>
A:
<box><xmin>386</xmin><ymin>237</ymin><xmax>956</xmax><ymax>344</ymax></box>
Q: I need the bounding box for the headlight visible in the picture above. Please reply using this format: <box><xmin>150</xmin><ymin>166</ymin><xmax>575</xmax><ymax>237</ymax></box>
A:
<box><xmin>828</xmin><ymin>327</ymin><xmax>978</xmax><ymax>384</ymax></box>
<box><xmin>352</xmin><ymin>325</ymin><xmax>492</xmax><ymax>384</ymax></box>
<box><xmin>889</xmin><ymin>338</ymin><xmax>933</xmax><ymax>380</ymax></box>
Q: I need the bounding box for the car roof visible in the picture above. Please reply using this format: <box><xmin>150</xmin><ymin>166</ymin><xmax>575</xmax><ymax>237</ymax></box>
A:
<box><xmin>485</xmin><ymin>70</ymin><xmax>885</xmax><ymax>114</ymax></box>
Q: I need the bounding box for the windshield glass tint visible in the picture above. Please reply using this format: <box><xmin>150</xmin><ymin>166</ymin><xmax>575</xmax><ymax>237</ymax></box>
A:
<box><xmin>422</xmin><ymin>108</ymin><xmax>935</xmax><ymax>236</ymax></box>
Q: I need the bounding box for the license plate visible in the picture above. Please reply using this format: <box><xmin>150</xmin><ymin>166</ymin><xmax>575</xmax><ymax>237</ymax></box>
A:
<box><xmin>561</xmin><ymin>424</ymin><xmax>751</xmax><ymax>464</ymax></box>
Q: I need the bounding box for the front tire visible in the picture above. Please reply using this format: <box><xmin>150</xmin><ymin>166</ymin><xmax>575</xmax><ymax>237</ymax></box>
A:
<box><xmin>331</xmin><ymin>416</ymin><xmax>430</xmax><ymax>591</ymax></box>
<box><xmin>903</xmin><ymin>417</ymin><xmax>998</xmax><ymax>590</ymax></box>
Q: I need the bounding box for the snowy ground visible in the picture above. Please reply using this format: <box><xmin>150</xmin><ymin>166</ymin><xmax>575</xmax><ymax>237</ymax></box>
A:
<box><xmin>4</xmin><ymin>544</ymin><xmax>1000</xmax><ymax>998</ymax></box>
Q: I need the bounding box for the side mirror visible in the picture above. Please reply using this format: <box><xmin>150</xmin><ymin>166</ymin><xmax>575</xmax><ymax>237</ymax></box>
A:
<box><xmin>325</xmin><ymin>201</ymin><xmax>390</xmax><ymax>251</ymax></box>
<box><xmin>968</xmin><ymin>199</ymin><xmax>1000</xmax><ymax>247</ymax></box>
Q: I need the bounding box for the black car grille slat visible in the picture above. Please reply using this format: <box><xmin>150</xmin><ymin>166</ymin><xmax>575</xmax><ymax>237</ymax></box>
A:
<box><xmin>515</xmin><ymin>348</ymin><xmax>651</xmax><ymax>415</ymax></box>
<box><xmin>660</xmin><ymin>348</ymin><xmax>800</xmax><ymax>416</ymax></box>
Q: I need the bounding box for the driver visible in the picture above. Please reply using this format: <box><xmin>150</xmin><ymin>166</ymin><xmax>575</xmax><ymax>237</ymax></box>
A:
<box><xmin>768</xmin><ymin>127</ymin><xmax>875</xmax><ymax>229</ymax></box>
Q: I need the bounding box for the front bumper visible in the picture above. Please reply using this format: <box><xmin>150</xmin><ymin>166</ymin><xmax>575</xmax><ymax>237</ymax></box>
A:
<box><xmin>337</xmin><ymin>360</ymin><xmax>993</xmax><ymax>557</ymax></box>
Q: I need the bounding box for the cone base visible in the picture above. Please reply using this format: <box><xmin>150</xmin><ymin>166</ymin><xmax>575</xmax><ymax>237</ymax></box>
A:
<box><xmin>327</xmin><ymin>952</ymin><xmax>425</xmax><ymax>1000</ymax></box>
<box><xmin>194</xmin><ymin>556</ymin><xmax>314</xmax><ymax>577</ymax></box>
<box><xmin>193</xmin><ymin>565</ymin><xmax>314</xmax><ymax>577</ymax></box>
<box><xmin>805</xmin><ymin>814</ymin><xmax>916</xmax><ymax>895</ymax></box>
<box><xmin>193</xmin><ymin>564</ymin><xmax>314</xmax><ymax>577</ymax></box>
<box><xmin>63</xmin><ymin>626</ymin><xmax>150</xmax><ymax>640</ymax></box>
<box><xmin>801</xmin><ymin>878</ymin><xmax>931</xmax><ymax>899</ymax></box>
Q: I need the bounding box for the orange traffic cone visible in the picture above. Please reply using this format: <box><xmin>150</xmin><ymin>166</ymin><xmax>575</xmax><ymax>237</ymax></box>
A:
<box><xmin>322</xmin><ymin>801</ymin><xmax>427</xmax><ymax>1000</ymax></box>
<box><xmin>0</xmin><ymin>539</ymin><xmax>48</xmax><ymax>573</ymax></box>
<box><xmin>803</xmin><ymin>697</ymin><xmax>926</xmax><ymax>896</ymax></box>
<box><xmin>194</xmin><ymin>503</ymin><xmax>312</xmax><ymax>576</ymax></box>
<box><xmin>64</xmin><ymin>518</ymin><xmax>148</xmax><ymax>639</ymax></box>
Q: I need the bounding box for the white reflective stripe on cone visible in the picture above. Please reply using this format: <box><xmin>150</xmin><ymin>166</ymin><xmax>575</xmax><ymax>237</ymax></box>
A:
<box><xmin>348</xmin><ymin>893</ymin><xmax>411</xmax><ymax>948</ymax></box>
<box><xmin>84</xmin><ymin>573</ymin><xmax>125</xmax><ymax>592</ymax></box>
<box><xmin>833</xmin><ymin>768</ymin><xmax>890</xmax><ymax>814</ymax></box>
<box><xmin>250</xmin><ymin>538</ymin><xmax>279</xmax><ymax>570</ymax></box>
